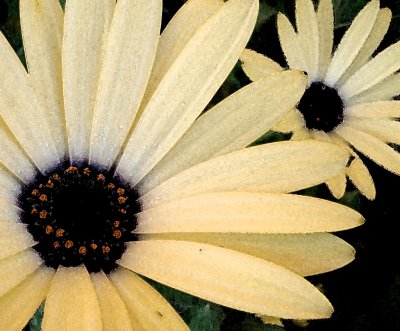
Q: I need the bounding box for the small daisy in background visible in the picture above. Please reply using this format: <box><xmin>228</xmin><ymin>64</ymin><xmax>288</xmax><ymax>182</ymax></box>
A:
<box><xmin>0</xmin><ymin>0</ymin><xmax>365</xmax><ymax>329</ymax></box>
<box><xmin>241</xmin><ymin>0</ymin><xmax>400</xmax><ymax>200</ymax></box>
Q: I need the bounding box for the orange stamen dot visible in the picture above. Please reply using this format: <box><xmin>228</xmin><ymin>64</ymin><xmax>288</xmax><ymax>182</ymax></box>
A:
<box><xmin>119</xmin><ymin>208</ymin><xmax>127</xmax><ymax>214</ymax></box>
<box><xmin>39</xmin><ymin>210</ymin><xmax>47</xmax><ymax>219</ymax></box>
<box><xmin>55</xmin><ymin>229</ymin><xmax>65</xmax><ymax>237</ymax></box>
<box><xmin>52</xmin><ymin>173</ymin><xmax>61</xmax><ymax>181</ymax></box>
<box><xmin>66</xmin><ymin>166</ymin><xmax>78</xmax><ymax>173</ymax></box>
<box><xmin>107</xmin><ymin>183</ymin><xmax>115</xmax><ymax>190</ymax></box>
<box><xmin>117</xmin><ymin>188</ymin><xmax>125</xmax><ymax>195</ymax></box>
<box><xmin>31</xmin><ymin>208</ymin><xmax>38</xmax><ymax>214</ymax></box>
<box><xmin>97</xmin><ymin>174</ymin><xmax>106</xmax><ymax>181</ymax></box>
<box><xmin>113</xmin><ymin>230</ymin><xmax>122</xmax><ymax>239</ymax></box>
<box><xmin>45</xmin><ymin>225</ymin><xmax>53</xmax><ymax>235</ymax></box>
<box><xmin>118</xmin><ymin>196</ymin><xmax>127</xmax><ymax>204</ymax></box>
<box><xmin>79</xmin><ymin>246</ymin><xmax>87</xmax><ymax>255</ymax></box>
<box><xmin>53</xmin><ymin>241</ymin><xmax>60</xmax><ymax>249</ymax></box>
<box><xmin>90</xmin><ymin>243</ymin><xmax>98</xmax><ymax>250</ymax></box>
<box><xmin>46</xmin><ymin>180</ymin><xmax>54</xmax><ymax>189</ymax></box>
<box><xmin>39</xmin><ymin>194</ymin><xmax>47</xmax><ymax>202</ymax></box>
<box><xmin>113</xmin><ymin>220</ymin><xmax>120</xmax><ymax>228</ymax></box>
<box><xmin>102</xmin><ymin>245</ymin><xmax>111</xmax><ymax>254</ymax></box>
<box><xmin>83</xmin><ymin>168</ymin><xmax>91</xmax><ymax>176</ymax></box>
<box><xmin>65</xmin><ymin>240</ymin><xmax>74</xmax><ymax>249</ymax></box>
<box><xmin>31</xmin><ymin>189</ymin><xmax>39</xmax><ymax>196</ymax></box>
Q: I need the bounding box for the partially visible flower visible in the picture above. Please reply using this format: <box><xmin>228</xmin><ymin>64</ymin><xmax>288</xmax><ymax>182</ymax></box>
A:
<box><xmin>241</xmin><ymin>0</ymin><xmax>400</xmax><ymax>200</ymax></box>
<box><xmin>0</xmin><ymin>0</ymin><xmax>363</xmax><ymax>329</ymax></box>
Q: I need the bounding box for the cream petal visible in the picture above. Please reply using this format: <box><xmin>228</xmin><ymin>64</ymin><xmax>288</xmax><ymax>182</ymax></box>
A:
<box><xmin>63</xmin><ymin>0</ymin><xmax>115</xmax><ymax>162</ymax></box>
<box><xmin>140</xmin><ymin>70</ymin><xmax>307</xmax><ymax>193</ymax></box>
<box><xmin>120</xmin><ymin>240</ymin><xmax>333</xmax><ymax>319</ymax></box>
<box><xmin>346</xmin><ymin>118</ymin><xmax>400</xmax><ymax>145</ymax></box>
<box><xmin>240</xmin><ymin>49</ymin><xmax>283</xmax><ymax>81</ymax></box>
<box><xmin>42</xmin><ymin>265</ymin><xmax>102</xmax><ymax>331</ymax></box>
<box><xmin>89</xmin><ymin>0</ymin><xmax>162</xmax><ymax>168</ymax></box>
<box><xmin>0</xmin><ymin>32</ymin><xmax>59</xmax><ymax>173</ymax></box>
<box><xmin>316</xmin><ymin>0</ymin><xmax>333</xmax><ymax>79</ymax></box>
<box><xmin>91</xmin><ymin>271</ymin><xmax>133</xmax><ymax>331</ymax></box>
<box><xmin>340</xmin><ymin>40</ymin><xmax>400</xmax><ymax>99</ymax></box>
<box><xmin>325</xmin><ymin>173</ymin><xmax>347</xmax><ymax>199</ymax></box>
<box><xmin>273</xmin><ymin>108</ymin><xmax>305</xmax><ymax>133</ymax></box>
<box><xmin>137</xmin><ymin>192</ymin><xmax>363</xmax><ymax>234</ymax></box>
<box><xmin>140</xmin><ymin>0</ymin><xmax>223</xmax><ymax>110</ymax></box>
<box><xmin>345</xmin><ymin>101</ymin><xmax>400</xmax><ymax>118</ymax></box>
<box><xmin>20</xmin><ymin>0</ymin><xmax>67</xmax><ymax>157</ymax></box>
<box><xmin>277</xmin><ymin>13</ymin><xmax>306</xmax><ymax>71</ymax></box>
<box><xmin>346</xmin><ymin>157</ymin><xmax>376</xmax><ymax>200</ymax></box>
<box><xmin>117</xmin><ymin>0</ymin><xmax>258</xmax><ymax>186</ymax></box>
<box><xmin>0</xmin><ymin>249</ymin><xmax>42</xmax><ymax>297</ymax></box>
<box><xmin>0</xmin><ymin>198</ymin><xmax>21</xmax><ymax>221</ymax></box>
<box><xmin>140</xmin><ymin>233</ymin><xmax>356</xmax><ymax>277</ymax></box>
<box><xmin>140</xmin><ymin>141</ymin><xmax>349</xmax><ymax>209</ymax></box>
<box><xmin>0</xmin><ymin>220</ymin><xmax>36</xmax><ymax>260</ymax></box>
<box><xmin>339</xmin><ymin>8</ymin><xmax>391</xmax><ymax>85</ymax></box>
<box><xmin>325</xmin><ymin>0</ymin><xmax>379</xmax><ymax>86</ymax></box>
<box><xmin>110</xmin><ymin>268</ymin><xmax>188</xmax><ymax>330</ymax></box>
<box><xmin>0</xmin><ymin>267</ymin><xmax>54</xmax><ymax>331</ymax></box>
<box><xmin>336</xmin><ymin>124</ymin><xmax>400</xmax><ymax>174</ymax></box>
<box><xmin>0</xmin><ymin>168</ymin><xmax>20</xmax><ymax>203</ymax></box>
<box><xmin>295</xmin><ymin>0</ymin><xmax>319</xmax><ymax>80</ymax></box>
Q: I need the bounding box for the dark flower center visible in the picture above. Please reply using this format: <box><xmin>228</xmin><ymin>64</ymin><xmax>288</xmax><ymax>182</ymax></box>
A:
<box><xmin>19</xmin><ymin>163</ymin><xmax>140</xmax><ymax>274</ymax></box>
<box><xmin>297</xmin><ymin>81</ymin><xmax>344</xmax><ymax>132</ymax></box>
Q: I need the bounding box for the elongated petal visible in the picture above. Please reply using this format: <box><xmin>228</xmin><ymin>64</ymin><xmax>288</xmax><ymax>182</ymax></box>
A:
<box><xmin>346</xmin><ymin>118</ymin><xmax>400</xmax><ymax>144</ymax></box>
<box><xmin>325</xmin><ymin>0</ymin><xmax>379</xmax><ymax>85</ymax></box>
<box><xmin>273</xmin><ymin>108</ymin><xmax>305</xmax><ymax>133</ymax></box>
<box><xmin>316</xmin><ymin>0</ymin><xmax>333</xmax><ymax>79</ymax></box>
<box><xmin>141</xmin><ymin>0</ymin><xmax>223</xmax><ymax>109</ymax></box>
<box><xmin>140</xmin><ymin>70</ymin><xmax>307</xmax><ymax>193</ymax></box>
<box><xmin>137</xmin><ymin>192</ymin><xmax>363</xmax><ymax>233</ymax></box>
<box><xmin>91</xmin><ymin>271</ymin><xmax>133</xmax><ymax>331</ymax></box>
<box><xmin>63</xmin><ymin>0</ymin><xmax>115</xmax><ymax>162</ymax></box>
<box><xmin>0</xmin><ymin>199</ymin><xmax>21</xmax><ymax>221</ymax></box>
<box><xmin>325</xmin><ymin>173</ymin><xmax>347</xmax><ymax>199</ymax></box>
<box><xmin>0</xmin><ymin>249</ymin><xmax>42</xmax><ymax>297</ymax></box>
<box><xmin>42</xmin><ymin>266</ymin><xmax>102</xmax><ymax>331</ymax></box>
<box><xmin>110</xmin><ymin>268</ymin><xmax>189</xmax><ymax>330</ymax></box>
<box><xmin>0</xmin><ymin>32</ymin><xmax>59</xmax><ymax>172</ymax></box>
<box><xmin>0</xmin><ymin>267</ymin><xmax>54</xmax><ymax>331</ymax></box>
<box><xmin>117</xmin><ymin>0</ymin><xmax>258</xmax><ymax>185</ymax></box>
<box><xmin>90</xmin><ymin>0</ymin><xmax>162</xmax><ymax>167</ymax></box>
<box><xmin>141</xmin><ymin>233</ymin><xmax>356</xmax><ymax>277</ymax></box>
<box><xmin>336</xmin><ymin>124</ymin><xmax>400</xmax><ymax>174</ymax></box>
<box><xmin>20</xmin><ymin>0</ymin><xmax>67</xmax><ymax>157</ymax></box>
<box><xmin>240</xmin><ymin>49</ymin><xmax>283</xmax><ymax>81</ymax></box>
<box><xmin>141</xmin><ymin>141</ymin><xmax>349</xmax><ymax>208</ymax></box>
<box><xmin>346</xmin><ymin>157</ymin><xmax>376</xmax><ymax>200</ymax></box>
<box><xmin>120</xmin><ymin>240</ymin><xmax>333</xmax><ymax>319</ymax></box>
<box><xmin>0</xmin><ymin>168</ymin><xmax>20</xmax><ymax>203</ymax></box>
<box><xmin>0</xmin><ymin>221</ymin><xmax>36</xmax><ymax>260</ymax></box>
<box><xmin>345</xmin><ymin>101</ymin><xmax>400</xmax><ymax>118</ymax></box>
<box><xmin>340</xmin><ymin>40</ymin><xmax>400</xmax><ymax>99</ymax></box>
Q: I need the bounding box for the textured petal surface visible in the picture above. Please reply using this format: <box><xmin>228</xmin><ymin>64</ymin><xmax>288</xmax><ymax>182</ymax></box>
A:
<box><xmin>140</xmin><ymin>70</ymin><xmax>307</xmax><ymax>193</ymax></box>
<box><xmin>117</xmin><ymin>0</ymin><xmax>258</xmax><ymax>185</ymax></box>
<box><xmin>273</xmin><ymin>108</ymin><xmax>305</xmax><ymax>133</ymax></box>
<box><xmin>346</xmin><ymin>118</ymin><xmax>400</xmax><ymax>144</ymax></box>
<box><xmin>240</xmin><ymin>49</ymin><xmax>283</xmax><ymax>81</ymax></box>
<box><xmin>316</xmin><ymin>0</ymin><xmax>333</xmax><ymax>79</ymax></box>
<box><xmin>120</xmin><ymin>240</ymin><xmax>333</xmax><ymax>319</ymax></box>
<box><xmin>141</xmin><ymin>233</ymin><xmax>356</xmax><ymax>277</ymax></box>
<box><xmin>110</xmin><ymin>268</ymin><xmax>188</xmax><ymax>330</ymax></box>
<box><xmin>91</xmin><ymin>271</ymin><xmax>133</xmax><ymax>331</ymax></box>
<box><xmin>137</xmin><ymin>192</ymin><xmax>363</xmax><ymax>233</ymax></box>
<box><xmin>347</xmin><ymin>157</ymin><xmax>376</xmax><ymax>200</ymax></box>
<box><xmin>345</xmin><ymin>101</ymin><xmax>400</xmax><ymax>118</ymax></box>
<box><xmin>0</xmin><ymin>267</ymin><xmax>54</xmax><ymax>331</ymax></box>
<box><xmin>0</xmin><ymin>168</ymin><xmax>20</xmax><ymax>203</ymax></box>
<box><xmin>325</xmin><ymin>173</ymin><xmax>347</xmax><ymax>199</ymax></box>
<box><xmin>42</xmin><ymin>266</ymin><xmax>102</xmax><ymax>331</ymax></box>
<box><xmin>141</xmin><ymin>141</ymin><xmax>349</xmax><ymax>208</ymax></box>
<box><xmin>0</xmin><ymin>199</ymin><xmax>21</xmax><ymax>222</ymax></box>
<box><xmin>90</xmin><ymin>0</ymin><xmax>162</xmax><ymax>168</ymax></box>
<box><xmin>63</xmin><ymin>0</ymin><xmax>115</xmax><ymax>162</ymax></box>
<box><xmin>20</xmin><ymin>0</ymin><xmax>67</xmax><ymax>157</ymax></box>
<box><xmin>0</xmin><ymin>221</ymin><xmax>36</xmax><ymax>260</ymax></box>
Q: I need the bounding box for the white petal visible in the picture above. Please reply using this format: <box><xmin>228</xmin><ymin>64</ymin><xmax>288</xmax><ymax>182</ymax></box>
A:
<box><xmin>273</xmin><ymin>108</ymin><xmax>305</xmax><ymax>133</ymax></box>
<box><xmin>346</xmin><ymin>157</ymin><xmax>376</xmax><ymax>200</ymax></box>
<box><xmin>0</xmin><ymin>198</ymin><xmax>21</xmax><ymax>221</ymax></box>
<box><xmin>0</xmin><ymin>168</ymin><xmax>20</xmax><ymax>203</ymax></box>
<box><xmin>0</xmin><ymin>220</ymin><xmax>36</xmax><ymax>260</ymax></box>
<box><xmin>345</xmin><ymin>101</ymin><xmax>400</xmax><ymax>118</ymax></box>
<box><xmin>117</xmin><ymin>0</ymin><xmax>259</xmax><ymax>186</ymax></box>
<box><xmin>316</xmin><ymin>0</ymin><xmax>333</xmax><ymax>79</ymax></box>
<box><xmin>89</xmin><ymin>0</ymin><xmax>162</xmax><ymax>168</ymax></box>
<box><xmin>325</xmin><ymin>173</ymin><xmax>347</xmax><ymax>199</ymax></box>
<box><xmin>240</xmin><ymin>49</ymin><xmax>283</xmax><ymax>81</ymax></box>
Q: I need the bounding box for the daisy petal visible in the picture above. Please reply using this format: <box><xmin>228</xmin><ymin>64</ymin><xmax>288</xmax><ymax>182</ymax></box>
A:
<box><xmin>42</xmin><ymin>266</ymin><xmax>102</xmax><ymax>331</ymax></box>
<box><xmin>273</xmin><ymin>108</ymin><xmax>305</xmax><ymax>133</ymax></box>
<box><xmin>240</xmin><ymin>49</ymin><xmax>283</xmax><ymax>81</ymax></box>
<box><xmin>0</xmin><ymin>199</ymin><xmax>21</xmax><ymax>221</ymax></box>
<box><xmin>340</xmin><ymin>40</ymin><xmax>400</xmax><ymax>99</ymax></box>
<box><xmin>20</xmin><ymin>0</ymin><xmax>67</xmax><ymax>157</ymax></box>
<box><xmin>0</xmin><ymin>168</ymin><xmax>20</xmax><ymax>203</ymax></box>
<box><xmin>346</xmin><ymin>118</ymin><xmax>400</xmax><ymax>144</ymax></box>
<box><xmin>295</xmin><ymin>0</ymin><xmax>319</xmax><ymax>80</ymax></box>
<box><xmin>140</xmin><ymin>70</ymin><xmax>307</xmax><ymax>193</ymax></box>
<box><xmin>120</xmin><ymin>240</ymin><xmax>333</xmax><ymax>319</ymax></box>
<box><xmin>137</xmin><ymin>192</ymin><xmax>363</xmax><ymax>233</ymax></box>
<box><xmin>346</xmin><ymin>157</ymin><xmax>376</xmax><ymax>200</ymax></box>
<box><xmin>0</xmin><ymin>221</ymin><xmax>36</xmax><ymax>260</ymax></box>
<box><xmin>141</xmin><ymin>141</ymin><xmax>349</xmax><ymax>208</ymax></box>
<box><xmin>0</xmin><ymin>267</ymin><xmax>54</xmax><ymax>331</ymax></box>
<box><xmin>325</xmin><ymin>173</ymin><xmax>347</xmax><ymax>199</ymax></box>
<box><xmin>91</xmin><ymin>271</ymin><xmax>133</xmax><ymax>331</ymax></box>
<box><xmin>325</xmin><ymin>0</ymin><xmax>379</xmax><ymax>85</ymax></box>
<box><xmin>316</xmin><ymin>0</ymin><xmax>333</xmax><ymax>78</ymax></box>
<box><xmin>89</xmin><ymin>0</ymin><xmax>162</xmax><ymax>167</ymax></box>
<box><xmin>0</xmin><ymin>32</ymin><xmax>59</xmax><ymax>173</ymax></box>
<box><xmin>110</xmin><ymin>268</ymin><xmax>188</xmax><ymax>330</ymax></box>
<box><xmin>63</xmin><ymin>0</ymin><xmax>115</xmax><ymax>162</ymax></box>
<box><xmin>141</xmin><ymin>0</ymin><xmax>223</xmax><ymax>109</ymax></box>
<box><xmin>117</xmin><ymin>0</ymin><xmax>259</xmax><ymax>185</ymax></box>
<box><xmin>345</xmin><ymin>101</ymin><xmax>400</xmax><ymax>118</ymax></box>
<box><xmin>0</xmin><ymin>249</ymin><xmax>42</xmax><ymax>297</ymax></box>
<box><xmin>336</xmin><ymin>124</ymin><xmax>400</xmax><ymax>174</ymax></box>
<box><xmin>141</xmin><ymin>233</ymin><xmax>356</xmax><ymax>277</ymax></box>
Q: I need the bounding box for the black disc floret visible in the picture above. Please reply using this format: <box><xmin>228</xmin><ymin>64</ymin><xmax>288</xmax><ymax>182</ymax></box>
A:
<box><xmin>18</xmin><ymin>163</ymin><xmax>140</xmax><ymax>274</ymax></box>
<box><xmin>297</xmin><ymin>81</ymin><xmax>345</xmax><ymax>132</ymax></box>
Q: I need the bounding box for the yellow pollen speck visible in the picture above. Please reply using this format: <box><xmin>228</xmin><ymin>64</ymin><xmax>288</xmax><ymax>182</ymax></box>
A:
<box><xmin>45</xmin><ymin>225</ymin><xmax>53</xmax><ymax>234</ymax></box>
<box><xmin>113</xmin><ymin>220</ymin><xmax>120</xmax><ymax>227</ymax></box>
<box><xmin>117</xmin><ymin>188</ymin><xmax>125</xmax><ymax>195</ymax></box>
<box><xmin>113</xmin><ymin>230</ymin><xmax>122</xmax><ymax>239</ymax></box>
<box><xmin>39</xmin><ymin>210</ymin><xmax>47</xmax><ymax>219</ymax></box>
<box><xmin>107</xmin><ymin>183</ymin><xmax>115</xmax><ymax>190</ymax></box>
<box><xmin>119</xmin><ymin>208</ymin><xmax>127</xmax><ymax>214</ymax></box>
<box><xmin>31</xmin><ymin>208</ymin><xmax>38</xmax><ymax>214</ymax></box>
<box><xmin>46</xmin><ymin>180</ymin><xmax>54</xmax><ymax>188</ymax></box>
<box><xmin>79</xmin><ymin>246</ymin><xmax>87</xmax><ymax>255</ymax></box>
<box><xmin>53</xmin><ymin>241</ymin><xmax>60</xmax><ymax>249</ymax></box>
<box><xmin>55</xmin><ymin>229</ymin><xmax>65</xmax><ymax>237</ymax></box>
<box><xmin>118</xmin><ymin>196</ymin><xmax>127</xmax><ymax>204</ymax></box>
<box><xmin>53</xmin><ymin>173</ymin><xmax>61</xmax><ymax>181</ymax></box>
<box><xmin>39</xmin><ymin>194</ymin><xmax>47</xmax><ymax>202</ymax></box>
<box><xmin>83</xmin><ymin>167</ymin><xmax>91</xmax><ymax>175</ymax></box>
<box><xmin>66</xmin><ymin>166</ymin><xmax>78</xmax><ymax>173</ymax></box>
<box><xmin>90</xmin><ymin>243</ymin><xmax>98</xmax><ymax>250</ymax></box>
<box><xmin>31</xmin><ymin>189</ymin><xmax>39</xmax><ymax>196</ymax></box>
<box><xmin>65</xmin><ymin>240</ymin><xmax>74</xmax><ymax>249</ymax></box>
<box><xmin>102</xmin><ymin>245</ymin><xmax>110</xmax><ymax>254</ymax></box>
<box><xmin>97</xmin><ymin>174</ymin><xmax>106</xmax><ymax>181</ymax></box>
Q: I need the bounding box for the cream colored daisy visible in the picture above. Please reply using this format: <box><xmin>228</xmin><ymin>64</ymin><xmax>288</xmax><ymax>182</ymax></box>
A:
<box><xmin>1</xmin><ymin>0</ymin><xmax>364</xmax><ymax>329</ymax></box>
<box><xmin>241</xmin><ymin>0</ymin><xmax>400</xmax><ymax>200</ymax></box>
